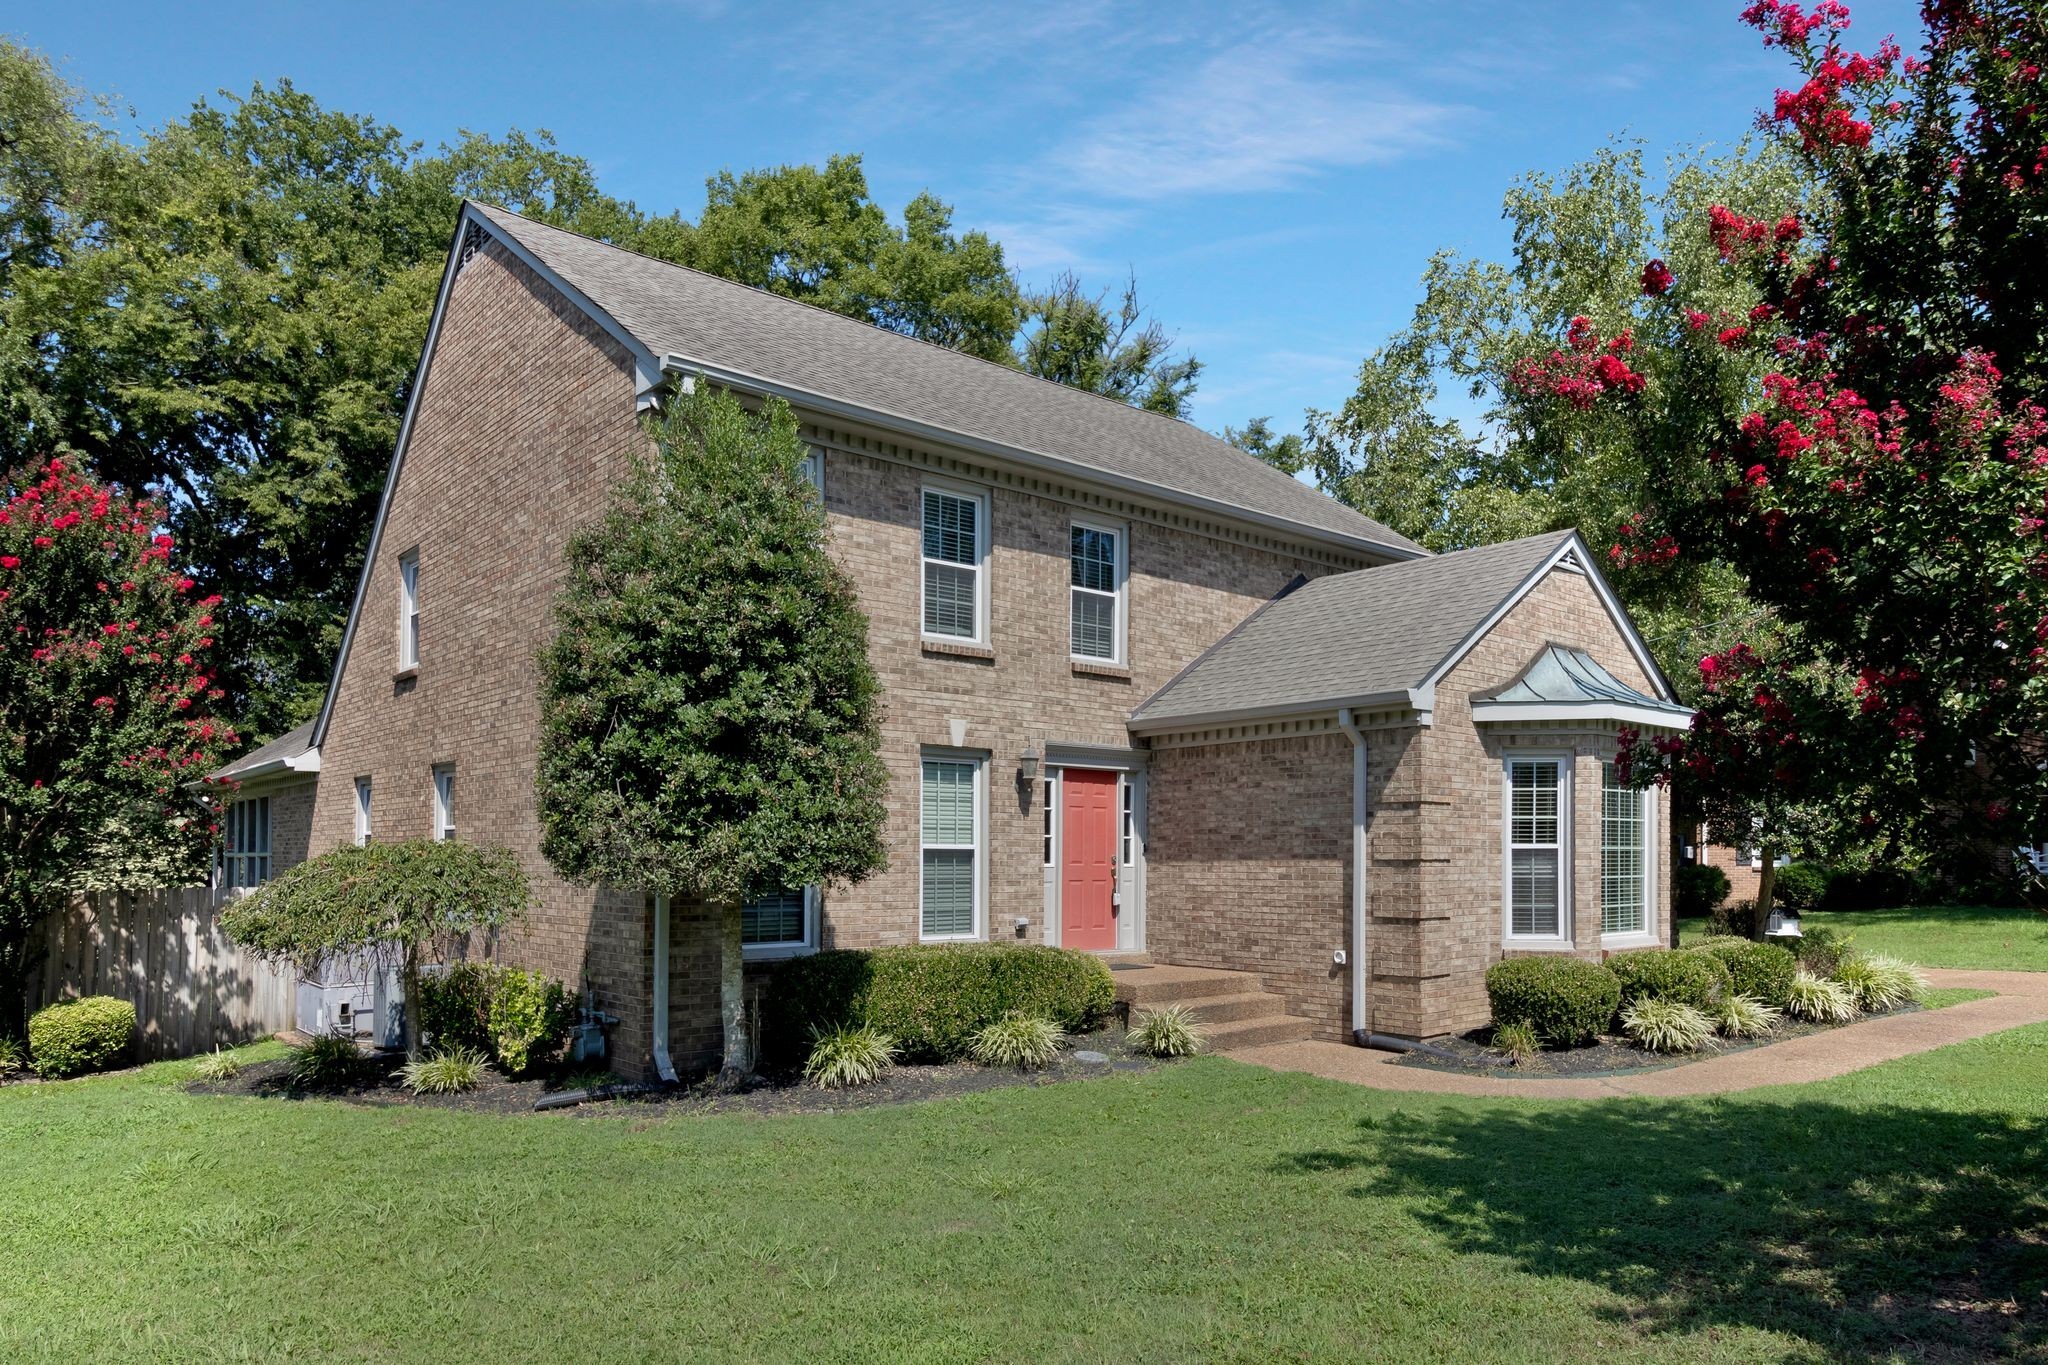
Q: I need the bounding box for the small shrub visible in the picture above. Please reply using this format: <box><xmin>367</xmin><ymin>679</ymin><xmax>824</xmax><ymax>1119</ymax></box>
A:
<box><xmin>416</xmin><ymin>961</ymin><xmax>498</xmax><ymax>1054</ymax></box>
<box><xmin>1773</xmin><ymin>862</ymin><xmax>1832</xmax><ymax>912</ymax></box>
<box><xmin>1676</xmin><ymin>863</ymin><xmax>1731</xmax><ymax>919</ymax></box>
<box><xmin>192</xmin><ymin>1047</ymin><xmax>243</xmax><ymax>1082</ymax></box>
<box><xmin>764</xmin><ymin>944</ymin><xmax>1116</xmax><ymax>1063</ymax></box>
<box><xmin>287</xmin><ymin>1034</ymin><xmax>372</xmax><ymax>1091</ymax></box>
<box><xmin>1491</xmin><ymin>1019</ymin><xmax>1541</xmax><ymax>1065</ymax></box>
<box><xmin>1786</xmin><ymin>969</ymin><xmax>1858</xmax><ymax>1023</ymax></box>
<box><xmin>1484</xmin><ymin>956</ymin><xmax>1622</xmax><ymax>1048</ymax></box>
<box><xmin>1712</xmin><ymin>994</ymin><xmax>1782</xmax><ymax>1039</ymax></box>
<box><xmin>28</xmin><ymin>995</ymin><xmax>136</xmax><ymax>1078</ymax></box>
<box><xmin>1795</xmin><ymin>925</ymin><xmax>1856</xmax><ymax>977</ymax></box>
<box><xmin>1710</xmin><ymin>900</ymin><xmax>1758</xmax><ymax>938</ymax></box>
<box><xmin>1834</xmin><ymin>953</ymin><xmax>1929</xmax><ymax>1012</ymax></box>
<box><xmin>1820</xmin><ymin>864</ymin><xmax>1928</xmax><ymax>910</ymax></box>
<box><xmin>802</xmin><ymin>1024</ymin><xmax>899</xmax><ymax>1089</ymax></box>
<box><xmin>1694</xmin><ymin>937</ymin><xmax>1798</xmax><ymax>1007</ymax></box>
<box><xmin>488</xmin><ymin>968</ymin><xmax>577</xmax><ymax>1075</ymax></box>
<box><xmin>0</xmin><ymin>1037</ymin><xmax>24</xmax><ymax>1078</ymax></box>
<box><xmin>400</xmin><ymin>1046</ymin><xmax>487</xmax><ymax>1095</ymax></box>
<box><xmin>1128</xmin><ymin>1004</ymin><xmax>1206</xmax><ymax>1058</ymax></box>
<box><xmin>967</xmin><ymin>1013</ymin><xmax>1065</xmax><ymax>1070</ymax></box>
<box><xmin>1607</xmin><ymin>949</ymin><xmax>1732</xmax><ymax>1011</ymax></box>
<box><xmin>1621</xmin><ymin>997</ymin><xmax>1717</xmax><ymax>1053</ymax></box>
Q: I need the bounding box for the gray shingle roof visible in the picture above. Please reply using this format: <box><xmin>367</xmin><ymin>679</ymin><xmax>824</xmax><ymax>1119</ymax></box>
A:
<box><xmin>1130</xmin><ymin>530</ymin><xmax>1579</xmax><ymax>728</ymax></box>
<box><xmin>470</xmin><ymin>204</ymin><xmax>1421</xmax><ymax>559</ymax></box>
<box><xmin>212</xmin><ymin>720</ymin><xmax>316</xmax><ymax>781</ymax></box>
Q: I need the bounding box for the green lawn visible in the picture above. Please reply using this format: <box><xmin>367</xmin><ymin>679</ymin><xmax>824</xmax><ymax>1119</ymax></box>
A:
<box><xmin>4</xmin><ymin>1027</ymin><xmax>2046</xmax><ymax>1364</ymax></box>
<box><xmin>1680</xmin><ymin>902</ymin><xmax>2048</xmax><ymax>971</ymax></box>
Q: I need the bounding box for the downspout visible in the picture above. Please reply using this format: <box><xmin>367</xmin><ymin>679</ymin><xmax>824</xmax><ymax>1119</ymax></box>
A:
<box><xmin>651</xmin><ymin>894</ymin><xmax>677</xmax><ymax>1083</ymax></box>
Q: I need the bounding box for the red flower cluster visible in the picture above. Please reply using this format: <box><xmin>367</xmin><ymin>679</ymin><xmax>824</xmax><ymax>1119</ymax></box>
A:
<box><xmin>1510</xmin><ymin>316</ymin><xmax>1646</xmax><ymax>411</ymax></box>
<box><xmin>1706</xmin><ymin>205</ymin><xmax>1805</xmax><ymax>261</ymax></box>
<box><xmin>1608</xmin><ymin>513</ymin><xmax>1680</xmax><ymax>570</ymax></box>
<box><xmin>1739</xmin><ymin>0</ymin><xmax>1851</xmax><ymax>49</ymax></box>
<box><xmin>1640</xmin><ymin>258</ymin><xmax>1675</xmax><ymax>295</ymax></box>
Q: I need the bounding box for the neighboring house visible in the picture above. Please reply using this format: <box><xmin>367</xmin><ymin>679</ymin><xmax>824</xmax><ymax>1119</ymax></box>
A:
<box><xmin>207</xmin><ymin>202</ymin><xmax>1691</xmax><ymax>1075</ymax></box>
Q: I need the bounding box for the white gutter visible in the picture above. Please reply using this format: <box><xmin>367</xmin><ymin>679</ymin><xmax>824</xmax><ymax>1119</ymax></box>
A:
<box><xmin>1338</xmin><ymin>707</ymin><xmax>1369</xmax><ymax>1038</ymax></box>
<box><xmin>650</xmin><ymin>894</ymin><xmax>677</xmax><ymax>1083</ymax></box>
<box><xmin>1127</xmin><ymin>688</ymin><xmax>1421</xmax><ymax>737</ymax></box>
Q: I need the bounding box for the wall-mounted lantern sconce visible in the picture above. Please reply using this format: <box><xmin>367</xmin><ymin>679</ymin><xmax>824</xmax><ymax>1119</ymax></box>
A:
<box><xmin>1017</xmin><ymin>743</ymin><xmax>1041</xmax><ymax>803</ymax></box>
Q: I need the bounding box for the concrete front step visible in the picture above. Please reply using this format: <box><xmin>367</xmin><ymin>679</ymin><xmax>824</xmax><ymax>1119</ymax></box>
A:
<box><xmin>1113</xmin><ymin>964</ymin><xmax>1265</xmax><ymax>1005</ymax></box>
<box><xmin>1200</xmin><ymin>1013</ymin><xmax>1314</xmax><ymax>1050</ymax></box>
<box><xmin>1160</xmin><ymin>990</ymin><xmax>1297</xmax><ymax>1025</ymax></box>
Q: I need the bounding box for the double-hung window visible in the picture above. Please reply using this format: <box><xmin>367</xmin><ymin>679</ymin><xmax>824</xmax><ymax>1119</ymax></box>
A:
<box><xmin>1601</xmin><ymin>762</ymin><xmax>1653</xmax><ymax>940</ymax></box>
<box><xmin>742</xmin><ymin>886</ymin><xmax>815</xmax><ymax>956</ymax></box>
<box><xmin>921</xmin><ymin>485</ymin><xmax>987</xmax><ymax>644</ymax></box>
<box><xmin>432</xmin><ymin>765</ymin><xmax>455</xmax><ymax>841</ymax></box>
<box><xmin>1504</xmin><ymin>756</ymin><xmax>1568</xmax><ymax>944</ymax></box>
<box><xmin>1070</xmin><ymin>520</ymin><xmax>1125</xmax><ymax>664</ymax></box>
<box><xmin>353</xmin><ymin>777</ymin><xmax>373</xmax><ymax>846</ymax></box>
<box><xmin>221</xmin><ymin>796</ymin><xmax>272</xmax><ymax>888</ymax></box>
<box><xmin>398</xmin><ymin>550</ymin><xmax>420</xmax><ymax>670</ymax></box>
<box><xmin>920</xmin><ymin>754</ymin><xmax>983</xmax><ymax>939</ymax></box>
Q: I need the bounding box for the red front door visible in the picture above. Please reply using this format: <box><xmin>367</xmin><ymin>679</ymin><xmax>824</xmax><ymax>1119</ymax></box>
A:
<box><xmin>1060</xmin><ymin>769</ymin><xmax>1119</xmax><ymax>950</ymax></box>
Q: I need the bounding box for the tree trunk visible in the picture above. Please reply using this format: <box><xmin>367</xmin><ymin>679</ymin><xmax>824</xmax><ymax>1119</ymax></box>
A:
<box><xmin>1752</xmin><ymin>847</ymin><xmax>1779</xmax><ymax>942</ymax></box>
<box><xmin>715</xmin><ymin>898</ymin><xmax>751</xmax><ymax>1088</ymax></box>
<box><xmin>401</xmin><ymin>944</ymin><xmax>423</xmax><ymax>1061</ymax></box>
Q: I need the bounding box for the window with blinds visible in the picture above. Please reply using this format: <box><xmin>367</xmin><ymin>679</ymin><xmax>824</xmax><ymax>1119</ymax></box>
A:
<box><xmin>921</xmin><ymin>487</ymin><xmax>985</xmax><ymax>642</ymax></box>
<box><xmin>921</xmin><ymin>756</ymin><xmax>981</xmax><ymax>939</ymax></box>
<box><xmin>743</xmin><ymin>887</ymin><xmax>810</xmax><ymax>949</ymax></box>
<box><xmin>1070</xmin><ymin>522</ymin><xmax>1123</xmax><ymax>662</ymax></box>
<box><xmin>220</xmin><ymin>796</ymin><xmax>272</xmax><ymax>888</ymax></box>
<box><xmin>1602</xmin><ymin>763</ymin><xmax>1650</xmax><ymax>937</ymax></box>
<box><xmin>1506</xmin><ymin>757</ymin><xmax>1566</xmax><ymax>940</ymax></box>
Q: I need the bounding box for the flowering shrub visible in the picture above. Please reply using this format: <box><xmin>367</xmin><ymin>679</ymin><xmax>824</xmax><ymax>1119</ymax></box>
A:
<box><xmin>1</xmin><ymin>459</ymin><xmax>235</xmax><ymax>1022</ymax></box>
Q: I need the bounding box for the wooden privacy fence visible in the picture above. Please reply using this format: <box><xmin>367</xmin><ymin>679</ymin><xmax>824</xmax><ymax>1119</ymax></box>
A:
<box><xmin>29</xmin><ymin>888</ymin><xmax>295</xmax><ymax>1061</ymax></box>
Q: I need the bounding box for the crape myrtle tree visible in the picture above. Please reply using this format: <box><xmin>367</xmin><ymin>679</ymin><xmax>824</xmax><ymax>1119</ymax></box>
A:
<box><xmin>535</xmin><ymin>382</ymin><xmax>888</xmax><ymax>1083</ymax></box>
<box><xmin>220</xmin><ymin>839</ymin><xmax>531</xmax><ymax>1060</ymax></box>
<box><xmin>1589</xmin><ymin>0</ymin><xmax>2048</xmax><ymax>908</ymax></box>
<box><xmin>0</xmin><ymin>459</ymin><xmax>235</xmax><ymax>1027</ymax></box>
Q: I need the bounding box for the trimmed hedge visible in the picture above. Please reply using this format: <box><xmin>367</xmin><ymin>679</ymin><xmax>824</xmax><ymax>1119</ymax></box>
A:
<box><xmin>763</xmin><ymin>944</ymin><xmax>1116</xmax><ymax>1064</ymax></box>
<box><xmin>1484</xmin><ymin>956</ymin><xmax>1621</xmax><ymax>1048</ymax></box>
<box><xmin>1607</xmin><ymin>948</ymin><xmax>1732</xmax><ymax>1010</ymax></box>
<box><xmin>28</xmin><ymin>995</ymin><xmax>136</xmax><ymax>1078</ymax></box>
<box><xmin>1695</xmin><ymin>937</ymin><xmax>1798</xmax><ymax>1007</ymax></box>
<box><xmin>1676</xmin><ymin>863</ymin><xmax>1731</xmax><ymax>919</ymax></box>
<box><xmin>1773</xmin><ymin>862</ymin><xmax>1832</xmax><ymax>913</ymax></box>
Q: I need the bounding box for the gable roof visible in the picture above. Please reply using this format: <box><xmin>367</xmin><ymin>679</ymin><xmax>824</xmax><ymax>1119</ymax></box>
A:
<box><xmin>210</xmin><ymin>720</ymin><xmax>319</xmax><ymax>784</ymax></box>
<box><xmin>467</xmin><ymin>203</ymin><xmax>1422</xmax><ymax>560</ymax></box>
<box><xmin>1129</xmin><ymin>530</ymin><xmax>1672</xmax><ymax>731</ymax></box>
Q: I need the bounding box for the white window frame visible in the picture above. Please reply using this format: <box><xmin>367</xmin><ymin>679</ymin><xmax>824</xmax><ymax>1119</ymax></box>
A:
<box><xmin>919</xmin><ymin>482</ymin><xmax>990</xmax><ymax>647</ymax></box>
<box><xmin>1068</xmin><ymin>515</ymin><xmax>1128</xmax><ymax>666</ymax></box>
<box><xmin>1042</xmin><ymin>771</ymin><xmax>1058</xmax><ymax>867</ymax></box>
<box><xmin>397</xmin><ymin>549</ymin><xmax>420</xmax><ymax>670</ymax></box>
<box><xmin>741</xmin><ymin>885</ymin><xmax>819</xmax><ymax>960</ymax></box>
<box><xmin>1600</xmin><ymin>762</ymin><xmax>1657</xmax><ymax>946</ymax></box>
<box><xmin>353</xmin><ymin>776</ymin><xmax>372</xmax><ymax>847</ymax></box>
<box><xmin>919</xmin><ymin>749</ymin><xmax>986</xmax><ymax>942</ymax></box>
<box><xmin>1121</xmin><ymin>775</ymin><xmax>1136</xmax><ymax>866</ymax></box>
<box><xmin>219</xmin><ymin>795</ymin><xmax>272</xmax><ymax>888</ymax></box>
<box><xmin>432</xmin><ymin>764</ymin><xmax>455</xmax><ymax>842</ymax></box>
<box><xmin>799</xmin><ymin>446</ymin><xmax>825</xmax><ymax>495</ymax></box>
<box><xmin>1502</xmin><ymin>752</ymin><xmax>1572</xmax><ymax>948</ymax></box>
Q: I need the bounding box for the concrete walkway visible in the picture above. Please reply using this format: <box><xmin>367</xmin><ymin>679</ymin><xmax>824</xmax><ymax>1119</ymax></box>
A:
<box><xmin>1222</xmin><ymin>968</ymin><xmax>2048</xmax><ymax>1099</ymax></box>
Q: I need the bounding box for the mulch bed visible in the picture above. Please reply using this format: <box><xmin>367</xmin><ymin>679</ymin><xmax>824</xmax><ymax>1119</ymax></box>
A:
<box><xmin>184</xmin><ymin>1025</ymin><xmax>1167</xmax><ymax>1118</ymax></box>
<box><xmin>1392</xmin><ymin>1003</ymin><xmax>1928</xmax><ymax>1080</ymax></box>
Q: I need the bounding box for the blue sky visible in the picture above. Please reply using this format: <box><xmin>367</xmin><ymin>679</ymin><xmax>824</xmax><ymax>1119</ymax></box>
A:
<box><xmin>14</xmin><ymin>0</ymin><xmax>1923</xmax><ymax>437</ymax></box>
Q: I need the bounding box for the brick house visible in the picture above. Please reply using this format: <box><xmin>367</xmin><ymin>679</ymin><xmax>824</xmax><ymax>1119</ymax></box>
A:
<box><xmin>214</xmin><ymin>203</ymin><xmax>1691</xmax><ymax>1074</ymax></box>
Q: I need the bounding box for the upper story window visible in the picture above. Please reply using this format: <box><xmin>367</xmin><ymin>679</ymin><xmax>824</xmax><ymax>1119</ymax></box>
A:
<box><xmin>432</xmin><ymin>764</ymin><xmax>455</xmax><ymax>841</ymax></box>
<box><xmin>799</xmin><ymin>447</ymin><xmax>824</xmax><ymax>495</ymax></box>
<box><xmin>1504</xmin><ymin>754</ymin><xmax>1569</xmax><ymax>945</ymax></box>
<box><xmin>921</xmin><ymin>485</ymin><xmax>988</xmax><ymax>645</ymax></box>
<box><xmin>353</xmin><ymin>777</ymin><xmax>372</xmax><ymax>847</ymax></box>
<box><xmin>1601</xmin><ymin>762</ymin><xmax>1653</xmax><ymax>941</ymax></box>
<box><xmin>397</xmin><ymin>550</ymin><xmax>420</xmax><ymax>670</ymax></box>
<box><xmin>220</xmin><ymin>796</ymin><xmax>272</xmax><ymax>888</ymax></box>
<box><xmin>1070</xmin><ymin>520</ymin><xmax>1126</xmax><ymax>664</ymax></box>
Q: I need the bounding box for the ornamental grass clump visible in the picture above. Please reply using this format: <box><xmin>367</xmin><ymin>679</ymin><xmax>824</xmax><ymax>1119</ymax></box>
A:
<box><xmin>1712</xmin><ymin>994</ymin><xmax>1782</xmax><ymax>1039</ymax></box>
<box><xmin>802</xmin><ymin>1024</ymin><xmax>899</xmax><ymax>1089</ymax></box>
<box><xmin>0</xmin><ymin>1037</ymin><xmax>24</xmax><ymax>1078</ymax></box>
<box><xmin>286</xmin><ymin>1034</ymin><xmax>372</xmax><ymax>1091</ymax></box>
<box><xmin>400</xmin><ymin>1046</ymin><xmax>487</xmax><ymax>1095</ymax></box>
<box><xmin>191</xmin><ymin>1047</ymin><xmax>243</xmax><ymax>1082</ymax></box>
<box><xmin>1786</xmin><ymin>968</ymin><xmax>1858</xmax><ymax>1023</ymax></box>
<box><xmin>1834</xmin><ymin>953</ymin><xmax>1928</xmax><ymax>1012</ymax></box>
<box><xmin>1128</xmin><ymin>1004</ymin><xmax>1206</xmax><ymax>1058</ymax></box>
<box><xmin>1491</xmin><ymin>1019</ymin><xmax>1541</xmax><ymax>1065</ymax></box>
<box><xmin>967</xmin><ymin>1013</ymin><xmax>1065</xmax><ymax>1070</ymax></box>
<box><xmin>1621</xmin><ymin>997</ymin><xmax>1718</xmax><ymax>1053</ymax></box>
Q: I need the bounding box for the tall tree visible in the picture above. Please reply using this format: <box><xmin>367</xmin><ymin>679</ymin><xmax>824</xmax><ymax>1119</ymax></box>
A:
<box><xmin>535</xmin><ymin>383</ymin><xmax>888</xmax><ymax>1082</ymax></box>
<box><xmin>1016</xmin><ymin>271</ymin><xmax>1203</xmax><ymax>417</ymax></box>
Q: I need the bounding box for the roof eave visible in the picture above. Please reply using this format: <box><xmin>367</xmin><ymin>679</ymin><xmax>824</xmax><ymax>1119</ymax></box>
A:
<box><xmin>1471</xmin><ymin>700</ymin><xmax>1694</xmax><ymax>729</ymax></box>
<box><xmin>1126</xmin><ymin>687</ymin><xmax>1424</xmax><ymax>737</ymax></box>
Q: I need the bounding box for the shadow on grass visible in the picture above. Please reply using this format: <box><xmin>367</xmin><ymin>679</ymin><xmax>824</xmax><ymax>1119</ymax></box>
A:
<box><xmin>1276</xmin><ymin>1099</ymin><xmax>2047</xmax><ymax>1359</ymax></box>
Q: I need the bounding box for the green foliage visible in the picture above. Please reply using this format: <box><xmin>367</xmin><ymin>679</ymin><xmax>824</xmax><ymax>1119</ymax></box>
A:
<box><xmin>27</xmin><ymin>995</ymin><xmax>134</xmax><ymax>1077</ymax></box>
<box><xmin>1709</xmin><ymin>899</ymin><xmax>1760</xmax><ymax>939</ymax></box>
<box><xmin>801</xmin><ymin>1024</ymin><xmax>898</xmax><ymax>1090</ymax></box>
<box><xmin>967</xmin><ymin>1013</ymin><xmax>1065</xmax><ymax>1071</ymax></box>
<box><xmin>764</xmin><ymin>944</ymin><xmax>1117</xmax><ymax>1064</ymax></box>
<box><xmin>1786</xmin><ymin>969</ymin><xmax>1858</xmax><ymax>1024</ymax></box>
<box><xmin>1834</xmin><ymin>954</ymin><xmax>1929</xmax><ymax>1013</ymax></box>
<box><xmin>1676</xmin><ymin>863</ymin><xmax>1732</xmax><ymax>919</ymax></box>
<box><xmin>1695</xmin><ymin>936</ymin><xmax>1798</xmax><ymax>1007</ymax></box>
<box><xmin>1794</xmin><ymin>925</ymin><xmax>1856</xmax><ymax>978</ymax></box>
<box><xmin>537</xmin><ymin>384</ymin><xmax>887</xmax><ymax>909</ymax></box>
<box><xmin>1606</xmin><ymin>949</ymin><xmax>1732</xmax><ymax>1011</ymax></box>
<box><xmin>286</xmin><ymin>1034</ymin><xmax>372</xmax><ymax>1091</ymax></box>
<box><xmin>1711</xmin><ymin>994</ymin><xmax>1782</xmax><ymax>1040</ymax></box>
<box><xmin>400</xmin><ymin>1046</ymin><xmax>487</xmax><ymax>1095</ymax></box>
<box><xmin>1483</xmin><ymin>956</ymin><xmax>1622</xmax><ymax>1048</ymax></box>
<box><xmin>1015</xmin><ymin>270</ymin><xmax>1202</xmax><ymax>417</ymax></box>
<box><xmin>1127</xmin><ymin>1004</ymin><xmax>1207</xmax><ymax>1058</ymax></box>
<box><xmin>191</xmin><ymin>1047</ymin><xmax>243</xmax><ymax>1082</ymax></box>
<box><xmin>1621</xmin><ymin>997</ymin><xmax>1718</xmax><ymax>1053</ymax></box>
<box><xmin>1819</xmin><ymin>865</ymin><xmax>1929</xmax><ymax>911</ymax></box>
<box><xmin>487</xmin><ymin>968</ymin><xmax>576</xmax><ymax>1075</ymax></box>
<box><xmin>1773</xmin><ymin>863</ymin><xmax>1832</xmax><ymax>913</ymax></box>
<box><xmin>0</xmin><ymin>1035</ymin><xmax>23</xmax><ymax>1077</ymax></box>
<box><xmin>416</xmin><ymin>962</ymin><xmax>498</xmax><ymax>1055</ymax></box>
<box><xmin>1491</xmin><ymin>1019</ymin><xmax>1542</xmax><ymax>1064</ymax></box>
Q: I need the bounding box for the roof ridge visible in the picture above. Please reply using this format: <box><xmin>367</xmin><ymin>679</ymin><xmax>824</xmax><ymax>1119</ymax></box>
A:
<box><xmin>469</xmin><ymin>201</ymin><xmax>1233</xmax><ymax>440</ymax></box>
